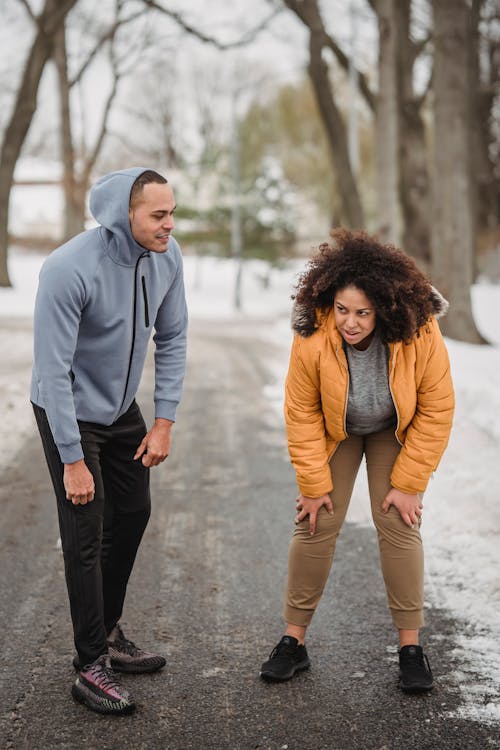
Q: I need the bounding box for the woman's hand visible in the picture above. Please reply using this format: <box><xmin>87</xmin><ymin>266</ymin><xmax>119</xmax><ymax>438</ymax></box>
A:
<box><xmin>295</xmin><ymin>494</ymin><xmax>334</xmax><ymax>536</ymax></box>
<box><xmin>382</xmin><ymin>488</ymin><xmax>423</xmax><ymax>528</ymax></box>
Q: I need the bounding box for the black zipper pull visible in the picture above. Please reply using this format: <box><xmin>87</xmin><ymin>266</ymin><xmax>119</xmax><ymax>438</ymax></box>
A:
<box><xmin>141</xmin><ymin>275</ymin><xmax>150</xmax><ymax>327</ymax></box>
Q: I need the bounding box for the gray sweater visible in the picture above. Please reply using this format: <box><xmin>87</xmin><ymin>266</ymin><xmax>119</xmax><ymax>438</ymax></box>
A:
<box><xmin>344</xmin><ymin>334</ymin><xmax>397</xmax><ymax>435</ymax></box>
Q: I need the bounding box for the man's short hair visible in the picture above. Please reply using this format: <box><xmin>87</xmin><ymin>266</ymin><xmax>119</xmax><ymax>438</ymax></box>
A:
<box><xmin>130</xmin><ymin>170</ymin><xmax>167</xmax><ymax>209</ymax></box>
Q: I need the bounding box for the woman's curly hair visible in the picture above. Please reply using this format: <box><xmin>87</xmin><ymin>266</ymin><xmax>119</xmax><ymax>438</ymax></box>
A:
<box><xmin>293</xmin><ymin>229</ymin><xmax>445</xmax><ymax>343</ymax></box>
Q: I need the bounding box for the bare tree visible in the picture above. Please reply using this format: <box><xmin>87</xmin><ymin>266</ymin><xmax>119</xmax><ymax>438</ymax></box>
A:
<box><xmin>396</xmin><ymin>1</ymin><xmax>432</xmax><ymax>269</ymax></box>
<box><xmin>470</xmin><ymin>0</ymin><xmax>499</xmax><ymax>239</ymax></box>
<box><xmin>54</xmin><ymin>0</ymin><xmax>147</xmax><ymax>241</ymax></box>
<box><xmin>368</xmin><ymin>0</ymin><xmax>431</xmax><ymax>267</ymax></box>
<box><xmin>279</xmin><ymin>0</ymin><xmax>364</xmax><ymax>228</ymax></box>
<box><xmin>431</xmin><ymin>0</ymin><xmax>485</xmax><ymax>343</ymax></box>
<box><xmin>372</xmin><ymin>0</ymin><xmax>401</xmax><ymax>245</ymax></box>
<box><xmin>0</xmin><ymin>0</ymin><xmax>78</xmax><ymax>286</ymax></box>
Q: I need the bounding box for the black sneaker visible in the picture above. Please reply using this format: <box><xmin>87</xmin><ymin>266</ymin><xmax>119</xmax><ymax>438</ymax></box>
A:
<box><xmin>71</xmin><ymin>654</ymin><xmax>136</xmax><ymax>715</ymax></box>
<box><xmin>399</xmin><ymin>645</ymin><xmax>433</xmax><ymax>692</ymax></box>
<box><xmin>73</xmin><ymin>625</ymin><xmax>166</xmax><ymax>674</ymax></box>
<box><xmin>107</xmin><ymin>624</ymin><xmax>166</xmax><ymax>673</ymax></box>
<box><xmin>260</xmin><ymin>636</ymin><xmax>310</xmax><ymax>682</ymax></box>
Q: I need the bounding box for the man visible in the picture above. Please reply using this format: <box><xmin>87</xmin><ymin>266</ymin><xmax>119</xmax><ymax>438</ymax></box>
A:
<box><xmin>31</xmin><ymin>168</ymin><xmax>188</xmax><ymax>715</ymax></box>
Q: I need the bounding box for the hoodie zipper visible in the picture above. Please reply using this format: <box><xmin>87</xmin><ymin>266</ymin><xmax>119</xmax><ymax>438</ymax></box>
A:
<box><xmin>119</xmin><ymin>252</ymin><xmax>149</xmax><ymax>412</ymax></box>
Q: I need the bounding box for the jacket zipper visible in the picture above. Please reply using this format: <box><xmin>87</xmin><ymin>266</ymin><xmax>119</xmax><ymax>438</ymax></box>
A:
<box><xmin>119</xmin><ymin>252</ymin><xmax>149</xmax><ymax>412</ymax></box>
<box><xmin>388</xmin><ymin>344</ymin><xmax>403</xmax><ymax>446</ymax></box>
<box><xmin>141</xmin><ymin>275</ymin><xmax>150</xmax><ymax>328</ymax></box>
<box><xmin>328</xmin><ymin>344</ymin><xmax>350</xmax><ymax>461</ymax></box>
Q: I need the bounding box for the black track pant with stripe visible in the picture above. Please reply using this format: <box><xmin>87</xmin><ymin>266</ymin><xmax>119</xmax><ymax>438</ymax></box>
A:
<box><xmin>33</xmin><ymin>400</ymin><xmax>151</xmax><ymax>667</ymax></box>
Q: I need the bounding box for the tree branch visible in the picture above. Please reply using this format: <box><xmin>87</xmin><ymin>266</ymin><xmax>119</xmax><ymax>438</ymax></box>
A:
<box><xmin>81</xmin><ymin>69</ymin><xmax>120</xmax><ymax>182</ymax></box>
<box><xmin>139</xmin><ymin>0</ymin><xmax>281</xmax><ymax>49</ymax></box>
<box><xmin>281</xmin><ymin>0</ymin><xmax>375</xmax><ymax>111</ymax></box>
<box><xmin>69</xmin><ymin>8</ymin><xmax>146</xmax><ymax>86</ymax></box>
<box><xmin>322</xmin><ymin>34</ymin><xmax>375</xmax><ymax>111</ymax></box>
<box><xmin>16</xmin><ymin>0</ymin><xmax>37</xmax><ymax>24</ymax></box>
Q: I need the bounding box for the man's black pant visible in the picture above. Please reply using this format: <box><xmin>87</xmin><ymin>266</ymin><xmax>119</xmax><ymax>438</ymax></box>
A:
<box><xmin>33</xmin><ymin>400</ymin><xmax>151</xmax><ymax>667</ymax></box>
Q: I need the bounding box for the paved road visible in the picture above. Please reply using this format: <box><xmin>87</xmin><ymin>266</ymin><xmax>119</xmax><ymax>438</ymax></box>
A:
<box><xmin>1</xmin><ymin>318</ymin><xmax>498</xmax><ymax>750</ymax></box>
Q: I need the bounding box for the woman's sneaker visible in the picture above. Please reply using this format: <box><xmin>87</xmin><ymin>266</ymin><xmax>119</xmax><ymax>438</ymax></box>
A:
<box><xmin>260</xmin><ymin>636</ymin><xmax>311</xmax><ymax>682</ymax></box>
<box><xmin>72</xmin><ymin>654</ymin><xmax>136</xmax><ymax>714</ymax></box>
<box><xmin>399</xmin><ymin>645</ymin><xmax>433</xmax><ymax>692</ymax></box>
<box><xmin>107</xmin><ymin>624</ymin><xmax>167</xmax><ymax>673</ymax></box>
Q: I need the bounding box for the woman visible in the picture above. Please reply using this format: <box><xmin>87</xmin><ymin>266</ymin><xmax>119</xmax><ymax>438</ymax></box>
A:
<box><xmin>260</xmin><ymin>230</ymin><xmax>454</xmax><ymax>692</ymax></box>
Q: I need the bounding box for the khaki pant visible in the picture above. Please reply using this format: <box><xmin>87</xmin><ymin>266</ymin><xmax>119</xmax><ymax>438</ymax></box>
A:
<box><xmin>284</xmin><ymin>428</ymin><xmax>424</xmax><ymax>630</ymax></box>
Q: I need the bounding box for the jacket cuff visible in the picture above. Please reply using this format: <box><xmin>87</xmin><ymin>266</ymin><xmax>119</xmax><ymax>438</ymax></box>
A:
<box><xmin>297</xmin><ymin>476</ymin><xmax>333</xmax><ymax>498</ymax></box>
<box><xmin>390</xmin><ymin>468</ymin><xmax>429</xmax><ymax>495</ymax></box>
<box><xmin>58</xmin><ymin>442</ymin><xmax>84</xmax><ymax>464</ymax></box>
<box><xmin>155</xmin><ymin>399</ymin><xmax>178</xmax><ymax>422</ymax></box>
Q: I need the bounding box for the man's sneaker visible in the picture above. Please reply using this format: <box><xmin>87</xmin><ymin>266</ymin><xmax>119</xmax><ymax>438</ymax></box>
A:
<box><xmin>106</xmin><ymin>624</ymin><xmax>166</xmax><ymax>673</ymax></box>
<box><xmin>399</xmin><ymin>645</ymin><xmax>433</xmax><ymax>692</ymax></box>
<box><xmin>71</xmin><ymin>654</ymin><xmax>135</xmax><ymax>715</ymax></box>
<box><xmin>260</xmin><ymin>636</ymin><xmax>310</xmax><ymax>682</ymax></box>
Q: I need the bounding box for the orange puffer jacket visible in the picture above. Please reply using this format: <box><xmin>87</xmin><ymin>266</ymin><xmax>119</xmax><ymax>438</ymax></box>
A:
<box><xmin>284</xmin><ymin>310</ymin><xmax>455</xmax><ymax>498</ymax></box>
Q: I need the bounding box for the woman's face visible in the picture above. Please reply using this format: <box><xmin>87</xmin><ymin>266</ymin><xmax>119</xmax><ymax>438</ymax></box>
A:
<box><xmin>333</xmin><ymin>285</ymin><xmax>377</xmax><ymax>350</ymax></box>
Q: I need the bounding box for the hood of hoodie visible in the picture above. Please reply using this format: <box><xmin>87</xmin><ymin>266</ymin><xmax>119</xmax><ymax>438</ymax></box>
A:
<box><xmin>89</xmin><ymin>167</ymin><xmax>156</xmax><ymax>267</ymax></box>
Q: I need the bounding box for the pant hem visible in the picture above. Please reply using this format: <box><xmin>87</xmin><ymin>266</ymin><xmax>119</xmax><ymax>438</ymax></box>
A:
<box><xmin>283</xmin><ymin>606</ymin><xmax>315</xmax><ymax>628</ymax></box>
<box><xmin>391</xmin><ymin>609</ymin><xmax>425</xmax><ymax>630</ymax></box>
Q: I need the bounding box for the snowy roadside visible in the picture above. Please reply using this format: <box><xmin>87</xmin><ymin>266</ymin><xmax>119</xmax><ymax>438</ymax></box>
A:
<box><xmin>1</xmin><ymin>248</ymin><xmax>499</xmax><ymax>724</ymax></box>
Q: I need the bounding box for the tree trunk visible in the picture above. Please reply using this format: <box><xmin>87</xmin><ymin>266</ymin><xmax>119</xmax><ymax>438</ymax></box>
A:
<box><xmin>308</xmin><ymin>33</ymin><xmax>364</xmax><ymax>228</ymax></box>
<box><xmin>282</xmin><ymin>0</ymin><xmax>364</xmax><ymax>228</ymax></box>
<box><xmin>374</xmin><ymin>0</ymin><xmax>400</xmax><ymax>245</ymax></box>
<box><xmin>0</xmin><ymin>0</ymin><xmax>78</xmax><ymax>286</ymax></box>
<box><xmin>431</xmin><ymin>0</ymin><xmax>485</xmax><ymax>343</ymax></box>
<box><xmin>53</xmin><ymin>26</ymin><xmax>85</xmax><ymax>241</ymax></box>
<box><xmin>396</xmin><ymin>1</ymin><xmax>431</xmax><ymax>271</ymax></box>
<box><xmin>470</xmin><ymin>0</ymin><xmax>498</xmax><ymax>241</ymax></box>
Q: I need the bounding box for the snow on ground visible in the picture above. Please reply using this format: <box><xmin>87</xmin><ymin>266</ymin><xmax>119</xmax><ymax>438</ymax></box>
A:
<box><xmin>1</xmin><ymin>246</ymin><xmax>499</xmax><ymax>724</ymax></box>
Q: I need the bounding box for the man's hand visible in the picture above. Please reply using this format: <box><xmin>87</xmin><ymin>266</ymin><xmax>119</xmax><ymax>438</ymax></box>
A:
<box><xmin>382</xmin><ymin>488</ymin><xmax>423</xmax><ymax>528</ymax></box>
<box><xmin>134</xmin><ymin>418</ymin><xmax>173</xmax><ymax>467</ymax></box>
<box><xmin>64</xmin><ymin>459</ymin><xmax>95</xmax><ymax>505</ymax></box>
<box><xmin>295</xmin><ymin>493</ymin><xmax>334</xmax><ymax>536</ymax></box>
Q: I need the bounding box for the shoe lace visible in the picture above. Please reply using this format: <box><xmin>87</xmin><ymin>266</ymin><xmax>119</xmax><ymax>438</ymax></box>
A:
<box><xmin>402</xmin><ymin>649</ymin><xmax>432</xmax><ymax>678</ymax></box>
<box><xmin>269</xmin><ymin>640</ymin><xmax>296</xmax><ymax>660</ymax></box>
<box><xmin>87</xmin><ymin>662</ymin><xmax>121</xmax><ymax>692</ymax></box>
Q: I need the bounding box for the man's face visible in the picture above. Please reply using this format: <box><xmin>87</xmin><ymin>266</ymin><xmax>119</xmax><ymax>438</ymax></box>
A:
<box><xmin>129</xmin><ymin>183</ymin><xmax>176</xmax><ymax>253</ymax></box>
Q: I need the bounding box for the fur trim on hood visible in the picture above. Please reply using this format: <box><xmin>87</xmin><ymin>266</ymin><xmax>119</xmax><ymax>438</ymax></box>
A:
<box><xmin>429</xmin><ymin>286</ymin><xmax>449</xmax><ymax>319</ymax></box>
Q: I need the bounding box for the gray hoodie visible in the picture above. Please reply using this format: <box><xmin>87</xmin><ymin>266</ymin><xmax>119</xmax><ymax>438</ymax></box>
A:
<box><xmin>30</xmin><ymin>167</ymin><xmax>188</xmax><ymax>464</ymax></box>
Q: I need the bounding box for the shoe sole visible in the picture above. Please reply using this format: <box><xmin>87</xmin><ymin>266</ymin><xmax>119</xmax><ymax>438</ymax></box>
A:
<box><xmin>259</xmin><ymin>660</ymin><xmax>311</xmax><ymax>682</ymax></box>
<box><xmin>399</xmin><ymin>682</ymin><xmax>433</xmax><ymax>693</ymax></box>
<box><xmin>399</xmin><ymin>677</ymin><xmax>433</xmax><ymax>693</ymax></box>
<box><xmin>110</xmin><ymin>660</ymin><xmax>166</xmax><ymax>674</ymax></box>
<box><xmin>71</xmin><ymin>683</ymin><xmax>136</xmax><ymax>715</ymax></box>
